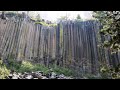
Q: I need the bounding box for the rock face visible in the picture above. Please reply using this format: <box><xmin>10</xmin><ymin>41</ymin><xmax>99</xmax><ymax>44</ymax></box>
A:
<box><xmin>6</xmin><ymin>71</ymin><xmax>73</xmax><ymax>79</ymax></box>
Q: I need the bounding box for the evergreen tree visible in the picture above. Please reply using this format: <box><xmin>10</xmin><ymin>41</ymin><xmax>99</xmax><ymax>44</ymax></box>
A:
<box><xmin>93</xmin><ymin>11</ymin><xmax>120</xmax><ymax>52</ymax></box>
<box><xmin>36</xmin><ymin>14</ymin><xmax>41</xmax><ymax>22</ymax></box>
<box><xmin>76</xmin><ymin>14</ymin><xmax>81</xmax><ymax>20</ymax></box>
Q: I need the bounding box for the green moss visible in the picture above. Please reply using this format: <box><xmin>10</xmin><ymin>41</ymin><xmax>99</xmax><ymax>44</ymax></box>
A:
<box><xmin>35</xmin><ymin>22</ymin><xmax>48</xmax><ymax>26</ymax></box>
<box><xmin>35</xmin><ymin>22</ymin><xmax>57</xmax><ymax>27</ymax></box>
<box><xmin>30</xmin><ymin>17</ymin><xmax>37</xmax><ymax>21</ymax></box>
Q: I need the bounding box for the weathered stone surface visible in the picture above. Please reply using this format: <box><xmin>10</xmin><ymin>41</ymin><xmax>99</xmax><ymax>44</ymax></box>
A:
<box><xmin>12</xmin><ymin>76</ymin><xmax>18</xmax><ymax>79</ymax></box>
<box><xmin>50</xmin><ymin>72</ymin><xmax>57</xmax><ymax>79</ymax></box>
<box><xmin>25</xmin><ymin>75</ymin><xmax>33</xmax><ymax>79</ymax></box>
<box><xmin>5</xmin><ymin>71</ymin><xmax>73</xmax><ymax>79</ymax></box>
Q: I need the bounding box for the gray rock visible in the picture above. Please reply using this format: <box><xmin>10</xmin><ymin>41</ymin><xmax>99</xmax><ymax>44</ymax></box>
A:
<box><xmin>50</xmin><ymin>72</ymin><xmax>57</xmax><ymax>79</ymax></box>
<box><xmin>6</xmin><ymin>69</ymin><xmax>74</xmax><ymax>79</ymax></box>
<box><xmin>8</xmin><ymin>74</ymin><xmax>13</xmax><ymax>79</ymax></box>
<box><xmin>41</xmin><ymin>76</ymin><xmax>48</xmax><ymax>79</ymax></box>
<box><xmin>34</xmin><ymin>73</ymin><xmax>43</xmax><ymax>79</ymax></box>
<box><xmin>19</xmin><ymin>75</ymin><xmax>24</xmax><ymax>79</ymax></box>
<box><xmin>25</xmin><ymin>75</ymin><xmax>33</xmax><ymax>79</ymax></box>
<box><xmin>12</xmin><ymin>76</ymin><xmax>18</xmax><ymax>79</ymax></box>
<box><xmin>31</xmin><ymin>72</ymin><xmax>42</xmax><ymax>79</ymax></box>
<box><xmin>64</xmin><ymin>77</ymin><xmax>73</xmax><ymax>79</ymax></box>
<box><xmin>24</xmin><ymin>72</ymin><xmax>29</xmax><ymax>74</ymax></box>
<box><xmin>33</xmin><ymin>78</ymin><xmax>38</xmax><ymax>79</ymax></box>
<box><xmin>59</xmin><ymin>74</ymin><xmax>65</xmax><ymax>78</ymax></box>
<box><xmin>46</xmin><ymin>73</ymin><xmax>51</xmax><ymax>78</ymax></box>
<box><xmin>18</xmin><ymin>73</ymin><xmax>22</xmax><ymax>76</ymax></box>
<box><xmin>36</xmin><ymin>71</ymin><xmax>43</xmax><ymax>74</ymax></box>
<box><xmin>37</xmin><ymin>75</ymin><xmax>43</xmax><ymax>79</ymax></box>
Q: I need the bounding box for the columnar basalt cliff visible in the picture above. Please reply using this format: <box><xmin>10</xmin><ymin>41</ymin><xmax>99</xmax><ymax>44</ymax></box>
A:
<box><xmin>0</xmin><ymin>18</ymin><xmax>120</xmax><ymax>74</ymax></box>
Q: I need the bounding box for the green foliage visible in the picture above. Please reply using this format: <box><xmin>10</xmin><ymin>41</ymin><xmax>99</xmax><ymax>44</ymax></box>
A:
<box><xmin>18</xmin><ymin>61</ymin><xmax>34</xmax><ymax>73</ymax></box>
<box><xmin>7</xmin><ymin>60</ymin><xmax>49</xmax><ymax>74</ymax></box>
<box><xmin>35</xmin><ymin>22</ymin><xmax>57</xmax><ymax>27</ymax></box>
<box><xmin>0</xmin><ymin>60</ymin><xmax>10</xmax><ymax>79</ymax></box>
<box><xmin>93</xmin><ymin>11</ymin><xmax>120</xmax><ymax>52</ymax></box>
<box><xmin>35</xmin><ymin>21</ymin><xmax>47</xmax><ymax>25</ymax></box>
<box><xmin>18</xmin><ymin>61</ymin><xmax>49</xmax><ymax>74</ymax></box>
<box><xmin>8</xmin><ymin>59</ymin><xmax>21</xmax><ymax>71</ymax></box>
<box><xmin>76</xmin><ymin>14</ymin><xmax>82</xmax><ymax>20</ymax></box>
<box><xmin>36</xmin><ymin>14</ymin><xmax>41</xmax><ymax>22</ymax></box>
<box><xmin>6</xmin><ymin>60</ymin><xmax>73</xmax><ymax>76</ymax></box>
<box><xmin>59</xmin><ymin>16</ymin><xmax>67</xmax><ymax>20</ymax></box>
<box><xmin>33</xmin><ymin>64</ymin><xmax>49</xmax><ymax>74</ymax></box>
<box><xmin>52</xmin><ymin>66</ymin><xmax>74</xmax><ymax>76</ymax></box>
<box><xmin>100</xmin><ymin>64</ymin><xmax>120</xmax><ymax>79</ymax></box>
<box><xmin>57</xmin><ymin>15</ymin><xmax>69</xmax><ymax>22</ymax></box>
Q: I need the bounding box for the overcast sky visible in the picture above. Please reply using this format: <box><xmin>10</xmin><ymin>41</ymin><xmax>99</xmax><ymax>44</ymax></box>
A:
<box><xmin>20</xmin><ymin>11</ymin><xmax>93</xmax><ymax>22</ymax></box>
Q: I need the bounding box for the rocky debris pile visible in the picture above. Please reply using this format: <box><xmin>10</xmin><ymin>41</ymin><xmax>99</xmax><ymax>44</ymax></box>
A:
<box><xmin>5</xmin><ymin>71</ymin><xmax>73</xmax><ymax>79</ymax></box>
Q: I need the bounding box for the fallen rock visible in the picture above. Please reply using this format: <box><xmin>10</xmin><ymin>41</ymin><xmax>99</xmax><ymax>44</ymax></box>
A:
<box><xmin>33</xmin><ymin>78</ymin><xmax>38</xmax><ymax>79</ymax></box>
<box><xmin>46</xmin><ymin>73</ymin><xmax>51</xmax><ymax>78</ymax></box>
<box><xmin>59</xmin><ymin>74</ymin><xmax>65</xmax><ymax>78</ymax></box>
<box><xmin>8</xmin><ymin>74</ymin><xmax>13</xmax><ymax>79</ymax></box>
<box><xmin>12</xmin><ymin>76</ymin><xmax>18</xmax><ymax>79</ymax></box>
<box><xmin>5</xmin><ymin>70</ymin><xmax>74</xmax><ymax>79</ymax></box>
<box><xmin>41</xmin><ymin>76</ymin><xmax>48</xmax><ymax>79</ymax></box>
<box><xmin>31</xmin><ymin>72</ymin><xmax>43</xmax><ymax>79</ymax></box>
<box><xmin>50</xmin><ymin>72</ymin><xmax>57</xmax><ymax>79</ymax></box>
<box><xmin>25</xmin><ymin>75</ymin><xmax>33</xmax><ymax>79</ymax></box>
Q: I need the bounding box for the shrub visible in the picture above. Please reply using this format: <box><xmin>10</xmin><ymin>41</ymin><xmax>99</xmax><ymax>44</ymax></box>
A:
<box><xmin>33</xmin><ymin>64</ymin><xmax>49</xmax><ymax>74</ymax></box>
<box><xmin>8</xmin><ymin>59</ymin><xmax>21</xmax><ymax>71</ymax></box>
<box><xmin>18</xmin><ymin>61</ymin><xmax>49</xmax><ymax>74</ymax></box>
<box><xmin>0</xmin><ymin>60</ymin><xmax>10</xmax><ymax>79</ymax></box>
<box><xmin>100</xmin><ymin>64</ymin><xmax>120</xmax><ymax>79</ymax></box>
<box><xmin>6</xmin><ymin>60</ymin><xmax>75</xmax><ymax>77</ymax></box>
<box><xmin>18</xmin><ymin>61</ymin><xmax>34</xmax><ymax>73</ymax></box>
<box><xmin>51</xmin><ymin>66</ymin><xmax>74</xmax><ymax>77</ymax></box>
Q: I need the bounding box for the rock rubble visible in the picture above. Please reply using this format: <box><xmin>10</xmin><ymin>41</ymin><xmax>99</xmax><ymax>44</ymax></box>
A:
<box><xmin>5</xmin><ymin>71</ymin><xmax>73</xmax><ymax>79</ymax></box>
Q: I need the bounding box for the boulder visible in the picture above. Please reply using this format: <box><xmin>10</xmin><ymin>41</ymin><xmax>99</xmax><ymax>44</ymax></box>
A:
<box><xmin>32</xmin><ymin>72</ymin><xmax>43</xmax><ymax>79</ymax></box>
<box><xmin>25</xmin><ymin>75</ymin><xmax>33</xmax><ymax>79</ymax></box>
<box><xmin>5</xmin><ymin>70</ymin><xmax>74</xmax><ymax>79</ymax></box>
<box><xmin>59</xmin><ymin>74</ymin><xmax>65</xmax><ymax>78</ymax></box>
<box><xmin>50</xmin><ymin>72</ymin><xmax>57</xmax><ymax>79</ymax></box>
<box><xmin>12</xmin><ymin>75</ymin><xmax>18</xmax><ymax>79</ymax></box>
<box><xmin>33</xmin><ymin>78</ymin><xmax>38</xmax><ymax>79</ymax></box>
<box><xmin>41</xmin><ymin>76</ymin><xmax>48</xmax><ymax>79</ymax></box>
<box><xmin>8</xmin><ymin>74</ymin><xmax>13</xmax><ymax>79</ymax></box>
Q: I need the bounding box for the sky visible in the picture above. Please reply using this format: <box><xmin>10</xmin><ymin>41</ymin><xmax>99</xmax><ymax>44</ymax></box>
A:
<box><xmin>19</xmin><ymin>11</ymin><xmax>93</xmax><ymax>22</ymax></box>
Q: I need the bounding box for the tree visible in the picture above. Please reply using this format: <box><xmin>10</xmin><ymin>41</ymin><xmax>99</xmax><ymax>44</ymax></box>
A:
<box><xmin>36</xmin><ymin>14</ymin><xmax>41</xmax><ymax>22</ymax></box>
<box><xmin>93</xmin><ymin>11</ymin><xmax>120</xmax><ymax>52</ymax></box>
<box><xmin>27</xmin><ymin>11</ymin><xmax>29</xmax><ymax>16</ymax></box>
<box><xmin>76</xmin><ymin>14</ymin><xmax>82</xmax><ymax>20</ymax></box>
<box><xmin>57</xmin><ymin>16</ymin><xmax>68</xmax><ymax>23</ymax></box>
<box><xmin>0</xmin><ymin>11</ymin><xmax>6</xmax><ymax>19</ymax></box>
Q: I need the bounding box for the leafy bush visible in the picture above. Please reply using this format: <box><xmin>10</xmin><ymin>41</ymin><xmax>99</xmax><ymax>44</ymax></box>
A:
<box><xmin>6</xmin><ymin>60</ymin><xmax>76</xmax><ymax>77</ymax></box>
<box><xmin>35</xmin><ymin>22</ymin><xmax>57</xmax><ymax>27</ymax></box>
<box><xmin>51</xmin><ymin>66</ymin><xmax>74</xmax><ymax>77</ymax></box>
<box><xmin>0</xmin><ymin>60</ymin><xmax>10</xmax><ymax>79</ymax></box>
<box><xmin>18</xmin><ymin>61</ymin><xmax>34</xmax><ymax>73</ymax></box>
<box><xmin>8</xmin><ymin>59</ymin><xmax>21</xmax><ymax>71</ymax></box>
<box><xmin>100</xmin><ymin>64</ymin><xmax>120</xmax><ymax>79</ymax></box>
<box><xmin>6</xmin><ymin>60</ymin><xmax>49</xmax><ymax>74</ymax></box>
<box><xmin>18</xmin><ymin>61</ymin><xmax>49</xmax><ymax>74</ymax></box>
<box><xmin>33</xmin><ymin>64</ymin><xmax>49</xmax><ymax>74</ymax></box>
<box><xmin>93</xmin><ymin>11</ymin><xmax>120</xmax><ymax>52</ymax></box>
